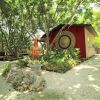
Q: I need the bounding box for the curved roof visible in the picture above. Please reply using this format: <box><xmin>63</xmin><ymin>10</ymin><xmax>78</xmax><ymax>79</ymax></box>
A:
<box><xmin>40</xmin><ymin>24</ymin><xmax>97</xmax><ymax>42</ymax></box>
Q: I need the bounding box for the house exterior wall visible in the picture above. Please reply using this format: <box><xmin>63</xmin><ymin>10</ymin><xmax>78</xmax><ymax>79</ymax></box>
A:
<box><xmin>64</xmin><ymin>26</ymin><xmax>86</xmax><ymax>58</ymax></box>
<box><xmin>84</xmin><ymin>28</ymin><xmax>96</xmax><ymax>58</ymax></box>
<box><xmin>48</xmin><ymin>26</ymin><xmax>96</xmax><ymax>58</ymax></box>
<box><xmin>49</xmin><ymin>31</ymin><xmax>58</xmax><ymax>45</ymax></box>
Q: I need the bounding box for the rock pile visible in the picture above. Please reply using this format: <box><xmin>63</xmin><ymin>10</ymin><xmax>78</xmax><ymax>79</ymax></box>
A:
<box><xmin>3</xmin><ymin>59</ymin><xmax>46</xmax><ymax>92</ymax></box>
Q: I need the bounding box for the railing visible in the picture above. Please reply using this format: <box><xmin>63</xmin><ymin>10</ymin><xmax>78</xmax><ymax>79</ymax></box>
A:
<box><xmin>0</xmin><ymin>52</ymin><xmax>6</xmax><ymax>60</ymax></box>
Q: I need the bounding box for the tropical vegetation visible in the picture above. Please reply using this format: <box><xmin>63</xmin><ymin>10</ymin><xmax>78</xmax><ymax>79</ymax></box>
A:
<box><xmin>0</xmin><ymin>0</ymin><xmax>100</xmax><ymax>58</ymax></box>
<box><xmin>40</xmin><ymin>48</ymin><xmax>80</xmax><ymax>73</ymax></box>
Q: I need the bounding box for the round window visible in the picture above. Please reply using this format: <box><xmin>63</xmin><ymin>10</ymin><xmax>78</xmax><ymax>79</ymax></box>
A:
<box><xmin>58</xmin><ymin>35</ymin><xmax>71</xmax><ymax>49</ymax></box>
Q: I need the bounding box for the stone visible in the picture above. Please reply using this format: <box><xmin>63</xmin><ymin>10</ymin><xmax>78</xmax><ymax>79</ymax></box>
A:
<box><xmin>5</xmin><ymin>64</ymin><xmax>46</xmax><ymax>92</ymax></box>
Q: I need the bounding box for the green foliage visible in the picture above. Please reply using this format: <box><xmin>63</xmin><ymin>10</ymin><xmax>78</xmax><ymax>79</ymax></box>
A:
<box><xmin>13</xmin><ymin>56</ymin><xmax>41</xmax><ymax>69</ymax></box>
<box><xmin>0</xmin><ymin>0</ymin><xmax>99</xmax><ymax>56</ymax></box>
<box><xmin>92</xmin><ymin>3</ymin><xmax>100</xmax><ymax>34</ymax></box>
<box><xmin>1</xmin><ymin>63</ymin><xmax>11</xmax><ymax>76</ymax></box>
<box><xmin>94</xmin><ymin>36</ymin><xmax>100</xmax><ymax>48</ymax></box>
<box><xmin>40</xmin><ymin>48</ymin><xmax>80</xmax><ymax>73</ymax></box>
<box><xmin>0</xmin><ymin>58</ymin><xmax>29</xmax><ymax>76</ymax></box>
<box><xmin>16</xmin><ymin>59</ymin><xmax>29</xmax><ymax>68</ymax></box>
<box><xmin>0</xmin><ymin>0</ymin><xmax>32</xmax><ymax>57</ymax></box>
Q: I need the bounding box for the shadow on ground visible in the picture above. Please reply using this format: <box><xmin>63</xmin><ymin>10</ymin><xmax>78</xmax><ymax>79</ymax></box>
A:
<box><xmin>0</xmin><ymin>55</ymin><xmax>100</xmax><ymax>100</ymax></box>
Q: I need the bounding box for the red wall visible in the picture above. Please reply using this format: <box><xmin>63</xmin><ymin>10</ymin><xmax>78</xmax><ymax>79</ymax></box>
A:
<box><xmin>65</xmin><ymin>26</ymin><xmax>86</xmax><ymax>58</ymax></box>
<box><xmin>49</xmin><ymin>26</ymin><xmax>86</xmax><ymax>58</ymax></box>
<box><xmin>49</xmin><ymin>30</ymin><xmax>58</xmax><ymax>44</ymax></box>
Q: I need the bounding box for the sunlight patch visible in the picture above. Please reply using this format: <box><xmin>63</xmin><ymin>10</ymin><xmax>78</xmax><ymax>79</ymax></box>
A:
<box><xmin>73</xmin><ymin>83</ymin><xmax>81</xmax><ymax>89</ymax></box>
<box><xmin>74</xmin><ymin>65</ymin><xmax>98</xmax><ymax>72</ymax></box>
<box><xmin>0</xmin><ymin>94</ymin><xmax>3</xmax><ymax>98</ymax></box>
<box><xmin>6</xmin><ymin>91</ymin><xmax>20</xmax><ymax>100</ymax></box>
<box><xmin>90</xmin><ymin>84</ymin><xmax>100</xmax><ymax>92</ymax></box>
<box><xmin>88</xmin><ymin>75</ymin><xmax>95</xmax><ymax>81</ymax></box>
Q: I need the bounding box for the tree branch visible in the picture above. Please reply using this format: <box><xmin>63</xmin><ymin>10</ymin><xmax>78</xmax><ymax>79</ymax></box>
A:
<box><xmin>50</xmin><ymin>0</ymin><xmax>84</xmax><ymax>47</ymax></box>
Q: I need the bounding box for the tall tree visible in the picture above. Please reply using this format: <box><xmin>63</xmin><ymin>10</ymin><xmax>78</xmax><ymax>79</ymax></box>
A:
<box><xmin>0</xmin><ymin>0</ymin><xmax>99</xmax><ymax>56</ymax></box>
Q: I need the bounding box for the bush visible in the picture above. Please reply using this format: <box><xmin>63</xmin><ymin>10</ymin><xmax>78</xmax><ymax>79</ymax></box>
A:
<box><xmin>16</xmin><ymin>56</ymin><xmax>40</xmax><ymax>68</ymax></box>
<box><xmin>16</xmin><ymin>59</ymin><xmax>29</xmax><ymax>68</ymax></box>
<box><xmin>40</xmin><ymin>48</ymin><xmax>80</xmax><ymax>73</ymax></box>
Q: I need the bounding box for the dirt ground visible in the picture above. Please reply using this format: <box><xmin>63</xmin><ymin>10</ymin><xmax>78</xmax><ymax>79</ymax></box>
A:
<box><xmin>0</xmin><ymin>55</ymin><xmax>100</xmax><ymax>100</ymax></box>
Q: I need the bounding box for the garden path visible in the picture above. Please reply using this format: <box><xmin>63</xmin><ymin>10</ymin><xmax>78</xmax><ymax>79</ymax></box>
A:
<box><xmin>0</xmin><ymin>61</ymin><xmax>7</xmax><ymax>67</ymax></box>
<box><xmin>42</xmin><ymin>55</ymin><xmax>100</xmax><ymax>100</ymax></box>
<box><xmin>0</xmin><ymin>55</ymin><xmax>100</xmax><ymax>100</ymax></box>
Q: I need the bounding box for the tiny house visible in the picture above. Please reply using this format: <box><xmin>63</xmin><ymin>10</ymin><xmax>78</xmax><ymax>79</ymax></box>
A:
<box><xmin>40</xmin><ymin>24</ymin><xmax>97</xmax><ymax>58</ymax></box>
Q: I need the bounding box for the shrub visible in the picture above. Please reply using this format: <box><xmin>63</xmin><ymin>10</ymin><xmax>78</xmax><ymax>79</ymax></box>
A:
<box><xmin>16</xmin><ymin>59</ymin><xmax>29</xmax><ymax>68</ymax></box>
<box><xmin>40</xmin><ymin>47</ymin><xmax>80</xmax><ymax>73</ymax></box>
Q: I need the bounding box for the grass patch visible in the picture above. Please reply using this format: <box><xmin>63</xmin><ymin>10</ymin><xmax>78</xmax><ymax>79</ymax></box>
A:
<box><xmin>0</xmin><ymin>62</ymin><xmax>10</xmax><ymax>75</ymax></box>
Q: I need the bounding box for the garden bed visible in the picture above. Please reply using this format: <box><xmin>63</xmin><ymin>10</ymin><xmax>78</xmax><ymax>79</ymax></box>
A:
<box><xmin>41</xmin><ymin>64</ymin><xmax>71</xmax><ymax>73</ymax></box>
<box><xmin>40</xmin><ymin>48</ymin><xmax>81</xmax><ymax>73</ymax></box>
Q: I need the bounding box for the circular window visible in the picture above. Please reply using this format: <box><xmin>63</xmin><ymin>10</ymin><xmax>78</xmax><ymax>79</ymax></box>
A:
<box><xmin>58</xmin><ymin>35</ymin><xmax>71</xmax><ymax>49</ymax></box>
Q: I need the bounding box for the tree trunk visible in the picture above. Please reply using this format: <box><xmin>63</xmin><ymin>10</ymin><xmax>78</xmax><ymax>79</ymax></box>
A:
<box><xmin>44</xmin><ymin>15</ymin><xmax>50</xmax><ymax>55</ymax></box>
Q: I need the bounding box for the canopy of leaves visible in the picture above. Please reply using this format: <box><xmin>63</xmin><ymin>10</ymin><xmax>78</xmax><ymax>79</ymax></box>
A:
<box><xmin>94</xmin><ymin>36</ymin><xmax>100</xmax><ymax>48</ymax></box>
<box><xmin>0</xmin><ymin>0</ymin><xmax>99</xmax><ymax>56</ymax></box>
<box><xmin>92</xmin><ymin>3</ymin><xmax>100</xmax><ymax>34</ymax></box>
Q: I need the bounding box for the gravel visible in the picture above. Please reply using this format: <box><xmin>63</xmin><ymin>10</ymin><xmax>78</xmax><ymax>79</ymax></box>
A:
<box><xmin>0</xmin><ymin>55</ymin><xmax>100</xmax><ymax>100</ymax></box>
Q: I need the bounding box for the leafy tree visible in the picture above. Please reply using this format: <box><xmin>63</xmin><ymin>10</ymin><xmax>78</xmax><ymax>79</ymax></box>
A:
<box><xmin>0</xmin><ymin>0</ymin><xmax>32</xmax><ymax>57</ymax></box>
<box><xmin>94</xmin><ymin>36</ymin><xmax>100</xmax><ymax>48</ymax></box>
<box><xmin>92</xmin><ymin>3</ymin><xmax>100</xmax><ymax>34</ymax></box>
<box><xmin>0</xmin><ymin>0</ymin><xmax>99</xmax><ymax>57</ymax></box>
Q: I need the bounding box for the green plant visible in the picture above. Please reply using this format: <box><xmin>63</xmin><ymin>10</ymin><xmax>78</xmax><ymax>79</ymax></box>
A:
<box><xmin>67</xmin><ymin>58</ymin><xmax>77</xmax><ymax>67</ymax></box>
<box><xmin>16</xmin><ymin>58</ymin><xmax>36</xmax><ymax>67</ymax></box>
<box><xmin>40</xmin><ymin>48</ymin><xmax>80</xmax><ymax>73</ymax></box>
<box><xmin>1</xmin><ymin>63</ymin><xmax>11</xmax><ymax>76</ymax></box>
<box><xmin>16</xmin><ymin>59</ymin><xmax>29</xmax><ymax>68</ymax></box>
<box><xmin>94</xmin><ymin>36</ymin><xmax>100</xmax><ymax>48</ymax></box>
